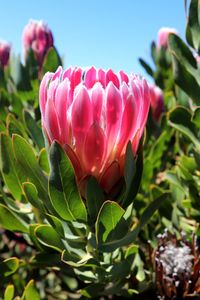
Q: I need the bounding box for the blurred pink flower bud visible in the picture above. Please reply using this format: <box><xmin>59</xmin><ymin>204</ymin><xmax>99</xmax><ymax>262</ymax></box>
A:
<box><xmin>157</xmin><ymin>27</ymin><xmax>178</xmax><ymax>49</ymax></box>
<box><xmin>22</xmin><ymin>19</ymin><xmax>53</xmax><ymax>66</ymax></box>
<box><xmin>39</xmin><ymin>66</ymin><xmax>150</xmax><ymax>195</ymax></box>
<box><xmin>0</xmin><ymin>40</ymin><xmax>11</xmax><ymax>68</ymax></box>
<box><xmin>149</xmin><ymin>84</ymin><xmax>165</xmax><ymax>122</ymax></box>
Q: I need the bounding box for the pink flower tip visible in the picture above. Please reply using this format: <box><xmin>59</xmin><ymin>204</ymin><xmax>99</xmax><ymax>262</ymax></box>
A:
<box><xmin>157</xmin><ymin>27</ymin><xmax>178</xmax><ymax>49</ymax></box>
<box><xmin>149</xmin><ymin>84</ymin><xmax>165</xmax><ymax>122</ymax></box>
<box><xmin>0</xmin><ymin>40</ymin><xmax>11</xmax><ymax>68</ymax></box>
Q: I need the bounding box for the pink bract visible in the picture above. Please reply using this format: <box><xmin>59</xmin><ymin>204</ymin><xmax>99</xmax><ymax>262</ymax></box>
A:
<box><xmin>22</xmin><ymin>19</ymin><xmax>53</xmax><ymax>66</ymax></box>
<box><xmin>149</xmin><ymin>84</ymin><xmax>165</xmax><ymax>122</ymax></box>
<box><xmin>157</xmin><ymin>27</ymin><xmax>178</xmax><ymax>49</ymax></box>
<box><xmin>0</xmin><ymin>40</ymin><xmax>11</xmax><ymax>68</ymax></box>
<box><xmin>39</xmin><ymin>66</ymin><xmax>150</xmax><ymax>195</ymax></box>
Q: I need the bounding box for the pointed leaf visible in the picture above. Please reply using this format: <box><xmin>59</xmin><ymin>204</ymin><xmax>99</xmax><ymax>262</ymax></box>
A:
<box><xmin>42</xmin><ymin>47</ymin><xmax>62</xmax><ymax>75</ymax></box>
<box><xmin>95</xmin><ymin>200</ymin><xmax>127</xmax><ymax>244</ymax></box>
<box><xmin>86</xmin><ymin>176</ymin><xmax>104</xmax><ymax>223</ymax></box>
<box><xmin>35</xmin><ymin>224</ymin><xmax>65</xmax><ymax>252</ymax></box>
<box><xmin>0</xmin><ymin>133</ymin><xmax>24</xmax><ymax>200</ymax></box>
<box><xmin>21</xmin><ymin>280</ymin><xmax>40</xmax><ymax>300</ymax></box>
<box><xmin>23</xmin><ymin>182</ymin><xmax>45</xmax><ymax>211</ymax></box>
<box><xmin>168</xmin><ymin>106</ymin><xmax>200</xmax><ymax>151</ymax></box>
<box><xmin>0</xmin><ymin>204</ymin><xmax>28</xmax><ymax>233</ymax></box>
<box><xmin>122</xmin><ymin>142</ymin><xmax>143</xmax><ymax>208</ymax></box>
<box><xmin>0</xmin><ymin>257</ymin><xmax>19</xmax><ymax>278</ymax></box>
<box><xmin>4</xmin><ymin>285</ymin><xmax>14</xmax><ymax>300</ymax></box>
<box><xmin>99</xmin><ymin>193</ymin><xmax>168</xmax><ymax>252</ymax></box>
<box><xmin>12</xmin><ymin>135</ymin><xmax>53</xmax><ymax>211</ymax></box>
<box><xmin>24</xmin><ymin>110</ymin><xmax>44</xmax><ymax>150</ymax></box>
<box><xmin>49</xmin><ymin>142</ymin><xmax>87</xmax><ymax>222</ymax></box>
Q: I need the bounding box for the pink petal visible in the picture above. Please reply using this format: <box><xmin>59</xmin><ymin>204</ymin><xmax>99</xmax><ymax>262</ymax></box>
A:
<box><xmin>117</xmin><ymin>94</ymin><xmax>136</xmax><ymax>157</ymax></box>
<box><xmin>106</xmin><ymin>82</ymin><xmax>122</xmax><ymax>154</ymax></box>
<box><xmin>119</xmin><ymin>70</ymin><xmax>129</xmax><ymax>84</ymax></box>
<box><xmin>64</xmin><ymin>144</ymin><xmax>83</xmax><ymax>180</ymax></box>
<box><xmin>90</xmin><ymin>83</ymin><xmax>103</xmax><ymax>124</ymax></box>
<box><xmin>44</xmin><ymin>96</ymin><xmax>60</xmax><ymax>142</ymax></box>
<box><xmin>39</xmin><ymin>72</ymin><xmax>53</xmax><ymax>118</ymax></box>
<box><xmin>120</xmin><ymin>82</ymin><xmax>130</xmax><ymax>108</ymax></box>
<box><xmin>71</xmin><ymin>85</ymin><xmax>93</xmax><ymax>151</ymax></box>
<box><xmin>62</xmin><ymin>67</ymin><xmax>72</xmax><ymax>80</ymax></box>
<box><xmin>100</xmin><ymin>161</ymin><xmax>121</xmax><ymax>193</ymax></box>
<box><xmin>84</xmin><ymin>66</ymin><xmax>97</xmax><ymax>88</ymax></box>
<box><xmin>54</xmin><ymin>79</ymin><xmax>70</xmax><ymax>144</ymax></box>
<box><xmin>47</xmin><ymin>77</ymin><xmax>59</xmax><ymax>105</ymax></box>
<box><xmin>71</xmin><ymin>67</ymin><xmax>82</xmax><ymax>92</ymax></box>
<box><xmin>52</xmin><ymin>66</ymin><xmax>62</xmax><ymax>81</ymax></box>
<box><xmin>131</xmin><ymin>130</ymin><xmax>140</xmax><ymax>155</ymax></box>
<box><xmin>106</xmin><ymin>69</ymin><xmax>120</xmax><ymax>88</ymax></box>
<box><xmin>98</xmin><ymin>68</ymin><xmax>106</xmax><ymax>87</ymax></box>
<box><xmin>83</xmin><ymin>123</ymin><xmax>106</xmax><ymax>176</ymax></box>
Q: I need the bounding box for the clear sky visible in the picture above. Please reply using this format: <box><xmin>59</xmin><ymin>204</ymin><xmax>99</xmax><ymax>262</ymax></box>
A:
<box><xmin>0</xmin><ymin>1</ymin><xmax>186</xmax><ymax>80</ymax></box>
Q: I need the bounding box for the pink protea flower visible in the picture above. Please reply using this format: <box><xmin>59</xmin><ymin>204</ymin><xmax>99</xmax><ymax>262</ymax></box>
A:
<box><xmin>149</xmin><ymin>84</ymin><xmax>164</xmax><ymax>122</ymax></box>
<box><xmin>157</xmin><ymin>27</ymin><xmax>178</xmax><ymax>49</ymax></box>
<box><xmin>22</xmin><ymin>19</ymin><xmax>53</xmax><ymax>66</ymax></box>
<box><xmin>0</xmin><ymin>40</ymin><xmax>11</xmax><ymax>68</ymax></box>
<box><xmin>39</xmin><ymin>66</ymin><xmax>150</xmax><ymax>195</ymax></box>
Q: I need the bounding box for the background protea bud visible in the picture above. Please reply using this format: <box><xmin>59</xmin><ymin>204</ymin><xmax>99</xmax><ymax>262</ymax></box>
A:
<box><xmin>153</xmin><ymin>230</ymin><xmax>200</xmax><ymax>299</ymax></box>
<box><xmin>0</xmin><ymin>40</ymin><xmax>11</xmax><ymax>68</ymax></box>
<box><xmin>157</xmin><ymin>27</ymin><xmax>178</xmax><ymax>49</ymax></box>
<box><xmin>149</xmin><ymin>84</ymin><xmax>165</xmax><ymax>122</ymax></box>
<box><xmin>39</xmin><ymin>66</ymin><xmax>150</xmax><ymax>197</ymax></box>
<box><xmin>22</xmin><ymin>19</ymin><xmax>53</xmax><ymax>67</ymax></box>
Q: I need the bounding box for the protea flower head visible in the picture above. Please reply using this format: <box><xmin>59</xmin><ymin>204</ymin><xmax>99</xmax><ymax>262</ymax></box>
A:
<box><xmin>153</xmin><ymin>230</ymin><xmax>200</xmax><ymax>299</ymax></box>
<box><xmin>39</xmin><ymin>66</ymin><xmax>150</xmax><ymax>196</ymax></box>
<box><xmin>0</xmin><ymin>40</ymin><xmax>11</xmax><ymax>68</ymax></box>
<box><xmin>157</xmin><ymin>27</ymin><xmax>178</xmax><ymax>49</ymax></box>
<box><xmin>149</xmin><ymin>84</ymin><xmax>164</xmax><ymax>122</ymax></box>
<box><xmin>22</xmin><ymin>19</ymin><xmax>53</xmax><ymax>66</ymax></box>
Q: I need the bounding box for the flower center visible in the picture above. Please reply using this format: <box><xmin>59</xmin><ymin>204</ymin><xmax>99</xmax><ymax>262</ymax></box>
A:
<box><xmin>159</xmin><ymin>242</ymin><xmax>194</xmax><ymax>278</ymax></box>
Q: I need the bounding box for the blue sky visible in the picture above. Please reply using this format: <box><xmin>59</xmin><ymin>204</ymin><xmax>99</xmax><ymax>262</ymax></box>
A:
<box><xmin>0</xmin><ymin>1</ymin><xmax>186</xmax><ymax>80</ymax></box>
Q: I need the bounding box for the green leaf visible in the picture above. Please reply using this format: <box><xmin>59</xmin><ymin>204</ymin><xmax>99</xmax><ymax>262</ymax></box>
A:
<box><xmin>139</xmin><ymin>58</ymin><xmax>154</xmax><ymax>76</ymax></box>
<box><xmin>168</xmin><ymin>106</ymin><xmax>200</xmax><ymax>151</ymax></box>
<box><xmin>62</xmin><ymin>249</ymin><xmax>92</xmax><ymax>267</ymax></box>
<box><xmin>4</xmin><ymin>285</ymin><xmax>14</xmax><ymax>300</ymax></box>
<box><xmin>192</xmin><ymin>107</ymin><xmax>200</xmax><ymax>128</ymax></box>
<box><xmin>23</xmin><ymin>182</ymin><xmax>44</xmax><ymax>211</ymax></box>
<box><xmin>10</xmin><ymin>54</ymin><xmax>31</xmax><ymax>91</ymax></box>
<box><xmin>45</xmin><ymin>214</ymin><xmax>65</xmax><ymax>238</ymax></box>
<box><xmin>49</xmin><ymin>141</ymin><xmax>87</xmax><ymax>222</ymax></box>
<box><xmin>81</xmin><ymin>283</ymin><xmax>105</xmax><ymax>299</ymax></box>
<box><xmin>168</xmin><ymin>34</ymin><xmax>200</xmax><ymax>104</ymax></box>
<box><xmin>0</xmin><ymin>133</ymin><xmax>24</xmax><ymax>200</ymax></box>
<box><xmin>0</xmin><ymin>257</ymin><xmax>19</xmax><ymax>278</ymax></box>
<box><xmin>151</xmin><ymin>41</ymin><xmax>157</xmax><ymax>63</ymax></box>
<box><xmin>21</xmin><ymin>280</ymin><xmax>40</xmax><ymax>300</ymax></box>
<box><xmin>122</xmin><ymin>141</ymin><xmax>143</xmax><ymax>208</ymax></box>
<box><xmin>7</xmin><ymin>114</ymin><xmax>28</xmax><ymax>139</ymax></box>
<box><xmin>38</xmin><ymin>148</ymin><xmax>50</xmax><ymax>174</ymax></box>
<box><xmin>24</xmin><ymin>110</ymin><xmax>44</xmax><ymax>150</ymax></box>
<box><xmin>0</xmin><ymin>120</ymin><xmax>6</xmax><ymax>132</ymax></box>
<box><xmin>95</xmin><ymin>200</ymin><xmax>127</xmax><ymax>244</ymax></box>
<box><xmin>12</xmin><ymin>134</ymin><xmax>52</xmax><ymax>210</ymax></box>
<box><xmin>0</xmin><ymin>204</ymin><xmax>28</xmax><ymax>233</ymax></box>
<box><xmin>99</xmin><ymin>193</ymin><xmax>167</xmax><ymax>252</ymax></box>
<box><xmin>42</xmin><ymin>47</ymin><xmax>62</xmax><ymax>75</ymax></box>
<box><xmin>35</xmin><ymin>224</ymin><xmax>65</xmax><ymax>252</ymax></box>
<box><xmin>186</xmin><ymin>0</ymin><xmax>200</xmax><ymax>52</ymax></box>
<box><xmin>86</xmin><ymin>177</ymin><xmax>104</xmax><ymax>223</ymax></box>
